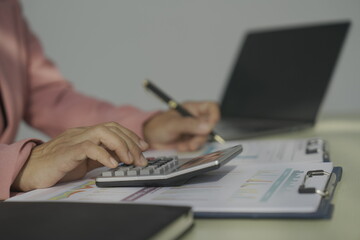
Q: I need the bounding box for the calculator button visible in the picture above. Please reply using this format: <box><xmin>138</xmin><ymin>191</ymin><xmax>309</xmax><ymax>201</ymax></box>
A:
<box><xmin>154</xmin><ymin>167</ymin><xmax>165</xmax><ymax>175</ymax></box>
<box><xmin>162</xmin><ymin>164</ymin><xmax>170</xmax><ymax>171</ymax></box>
<box><xmin>118</xmin><ymin>166</ymin><xmax>132</xmax><ymax>171</ymax></box>
<box><xmin>168</xmin><ymin>161</ymin><xmax>174</xmax><ymax>168</ymax></box>
<box><xmin>114</xmin><ymin>170</ymin><xmax>126</xmax><ymax>176</ymax></box>
<box><xmin>140</xmin><ymin>168</ymin><xmax>154</xmax><ymax>175</ymax></box>
<box><xmin>127</xmin><ymin>167</ymin><xmax>142</xmax><ymax>176</ymax></box>
<box><xmin>101</xmin><ymin>171</ymin><xmax>113</xmax><ymax>177</ymax></box>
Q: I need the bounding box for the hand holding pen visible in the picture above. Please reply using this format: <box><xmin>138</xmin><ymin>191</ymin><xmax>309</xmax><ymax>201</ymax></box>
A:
<box><xmin>143</xmin><ymin>79</ymin><xmax>225</xmax><ymax>144</ymax></box>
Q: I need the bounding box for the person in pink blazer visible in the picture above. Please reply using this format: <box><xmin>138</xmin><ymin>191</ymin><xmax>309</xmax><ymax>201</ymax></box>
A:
<box><xmin>0</xmin><ymin>0</ymin><xmax>220</xmax><ymax>200</ymax></box>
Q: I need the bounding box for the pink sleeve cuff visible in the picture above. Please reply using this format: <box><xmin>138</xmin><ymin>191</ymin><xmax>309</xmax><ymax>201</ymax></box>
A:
<box><xmin>0</xmin><ymin>139</ymin><xmax>43</xmax><ymax>200</ymax></box>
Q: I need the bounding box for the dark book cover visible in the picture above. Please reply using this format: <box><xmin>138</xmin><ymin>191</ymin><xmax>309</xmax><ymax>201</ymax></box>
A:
<box><xmin>0</xmin><ymin>201</ymin><xmax>193</xmax><ymax>240</ymax></box>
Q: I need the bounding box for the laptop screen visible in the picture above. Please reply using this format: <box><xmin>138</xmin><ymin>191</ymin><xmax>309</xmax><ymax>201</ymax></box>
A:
<box><xmin>220</xmin><ymin>21</ymin><xmax>350</xmax><ymax>123</ymax></box>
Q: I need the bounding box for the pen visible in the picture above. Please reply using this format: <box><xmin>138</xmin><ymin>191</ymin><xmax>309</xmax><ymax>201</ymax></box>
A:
<box><xmin>143</xmin><ymin>79</ymin><xmax>225</xmax><ymax>144</ymax></box>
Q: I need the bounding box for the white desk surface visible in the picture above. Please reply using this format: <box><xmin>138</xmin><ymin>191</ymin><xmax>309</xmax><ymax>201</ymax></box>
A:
<box><xmin>182</xmin><ymin>114</ymin><xmax>360</xmax><ymax>240</ymax></box>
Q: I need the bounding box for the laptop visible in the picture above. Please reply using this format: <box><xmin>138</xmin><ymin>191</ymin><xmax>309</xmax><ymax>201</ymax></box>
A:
<box><xmin>215</xmin><ymin>21</ymin><xmax>351</xmax><ymax>140</ymax></box>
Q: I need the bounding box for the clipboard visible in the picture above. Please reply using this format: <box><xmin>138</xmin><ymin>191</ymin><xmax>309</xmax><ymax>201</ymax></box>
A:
<box><xmin>195</xmin><ymin>166</ymin><xmax>342</xmax><ymax>219</ymax></box>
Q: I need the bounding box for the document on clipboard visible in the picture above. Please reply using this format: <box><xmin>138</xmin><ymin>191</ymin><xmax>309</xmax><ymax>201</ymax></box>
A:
<box><xmin>132</xmin><ymin>161</ymin><xmax>341</xmax><ymax>219</ymax></box>
<box><xmin>7</xmin><ymin>138</ymin><xmax>341</xmax><ymax>219</ymax></box>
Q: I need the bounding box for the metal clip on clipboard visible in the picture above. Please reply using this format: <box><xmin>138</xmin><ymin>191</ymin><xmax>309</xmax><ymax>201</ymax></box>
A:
<box><xmin>305</xmin><ymin>138</ymin><xmax>330</xmax><ymax>162</ymax></box>
<box><xmin>298</xmin><ymin>170</ymin><xmax>338</xmax><ymax>198</ymax></box>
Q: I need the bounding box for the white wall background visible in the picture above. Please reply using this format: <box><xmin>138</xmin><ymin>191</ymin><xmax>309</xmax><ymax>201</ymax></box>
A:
<box><xmin>18</xmin><ymin>0</ymin><xmax>360</xmax><ymax>141</ymax></box>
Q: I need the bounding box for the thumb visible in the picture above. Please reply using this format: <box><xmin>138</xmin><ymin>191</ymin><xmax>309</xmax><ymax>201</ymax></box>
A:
<box><xmin>172</xmin><ymin>117</ymin><xmax>212</xmax><ymax>135</ymax></box>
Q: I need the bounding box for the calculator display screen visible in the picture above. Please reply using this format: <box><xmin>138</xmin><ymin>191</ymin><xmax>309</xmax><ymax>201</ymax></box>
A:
<box><xmin>179</xmin><ymin>150</ymin><xmax>224</xmax><ymax>170</ymax></box>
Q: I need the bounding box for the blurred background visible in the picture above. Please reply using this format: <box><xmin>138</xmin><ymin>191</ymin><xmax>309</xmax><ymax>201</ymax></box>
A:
<box><xmin>18</xmin><ymin>0</ymin><xmax>360</xmax><ymax>140</ymax></box>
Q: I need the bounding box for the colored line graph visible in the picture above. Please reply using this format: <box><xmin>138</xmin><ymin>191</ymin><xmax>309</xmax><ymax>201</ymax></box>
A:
<box><xmin>49</xmin><ymin>180</ymin><xmax>95</xmax><ymax>200</ymax></box>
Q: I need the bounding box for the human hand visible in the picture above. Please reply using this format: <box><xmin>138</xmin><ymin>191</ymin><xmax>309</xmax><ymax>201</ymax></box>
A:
<box><xmin>143</xmin><ymin>101</ymin><xmax>220</xmax><ymax>151</ymax></box>
<box><xmin>12</xmin><ymin>122</ymin><xmax>149</xmax><ymax>192</ymax></box>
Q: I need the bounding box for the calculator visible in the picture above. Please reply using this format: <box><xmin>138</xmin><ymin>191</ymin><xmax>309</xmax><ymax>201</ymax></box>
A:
<box><xmin>95</xmin><ymin>145</ymin><xmax>242</xmax><ymax>187</ymax></box>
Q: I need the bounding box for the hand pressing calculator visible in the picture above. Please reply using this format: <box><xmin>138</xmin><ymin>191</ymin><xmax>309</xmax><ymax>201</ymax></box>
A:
<box><xmin>96</xmin><ymin>145</ymin><xmax>242</xmax><ymax>187</ymax></box>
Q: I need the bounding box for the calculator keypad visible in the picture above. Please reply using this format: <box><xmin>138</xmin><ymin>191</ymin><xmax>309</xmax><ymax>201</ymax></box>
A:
<box><xmin>101</xmin><ymin>156</ymin><xmax>179</xmax><ymax>177</ymax></box>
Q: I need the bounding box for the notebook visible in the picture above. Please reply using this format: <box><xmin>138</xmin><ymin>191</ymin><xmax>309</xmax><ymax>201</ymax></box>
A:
<box><xmin>0</xmin><ymin>202</ymin><xmax>193</xmax><ymax>240</ymax></box>
<box><xmin>215</xmin><ymin>21</ymin><xmax>350</xmax><ymax>140</ymax></box>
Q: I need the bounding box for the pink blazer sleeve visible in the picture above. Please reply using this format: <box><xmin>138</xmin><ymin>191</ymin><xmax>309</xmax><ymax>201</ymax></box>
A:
<box><xmin>0</xmin><ymin>139</ymin><xmax>43</xmax><ymax>199</ymax></box>
<box><xmin>0</xmin><ymin>1</ymin><xmax>157</xmax><ymax>200</ymax></box>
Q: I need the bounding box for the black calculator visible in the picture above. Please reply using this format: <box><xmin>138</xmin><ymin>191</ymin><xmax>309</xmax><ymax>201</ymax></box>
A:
<box><xmin>96</xmin><ymin>145</ymin><xmax>242</xmax><ymax>187</ymax></box>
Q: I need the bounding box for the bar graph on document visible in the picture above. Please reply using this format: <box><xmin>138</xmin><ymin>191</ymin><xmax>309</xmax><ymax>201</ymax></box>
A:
<box><xmin>228</xmin><ymin>167</ymin><xmax>318</xmax><ymax>209</ymax></box>
<box><xmin>277</xmin><ymin>170</ymin><xmax>304</xmax><ymax>194</ymax></box>
<box><xmin>232</xmin><ymin>169</ymin><xmax>287</xmax><ymax>201</ymax></box>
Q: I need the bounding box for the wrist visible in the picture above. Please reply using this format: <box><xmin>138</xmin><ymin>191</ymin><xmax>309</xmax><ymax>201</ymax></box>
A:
<box><xmin>11</xmin><ymin>145</ymin><xmax>49</xmax><ymax>192</ymax></box>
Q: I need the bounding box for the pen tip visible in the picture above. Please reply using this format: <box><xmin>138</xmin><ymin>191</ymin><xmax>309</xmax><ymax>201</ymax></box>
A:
<box><xmin>143</xmin><ymin>79</ymin><xmax>150</xmax><ymax>87</ymax></box>
<box><xmin>214</xmin><ymin>135</ymin><xmax>226</xmax><ymax>144</ymax></box>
